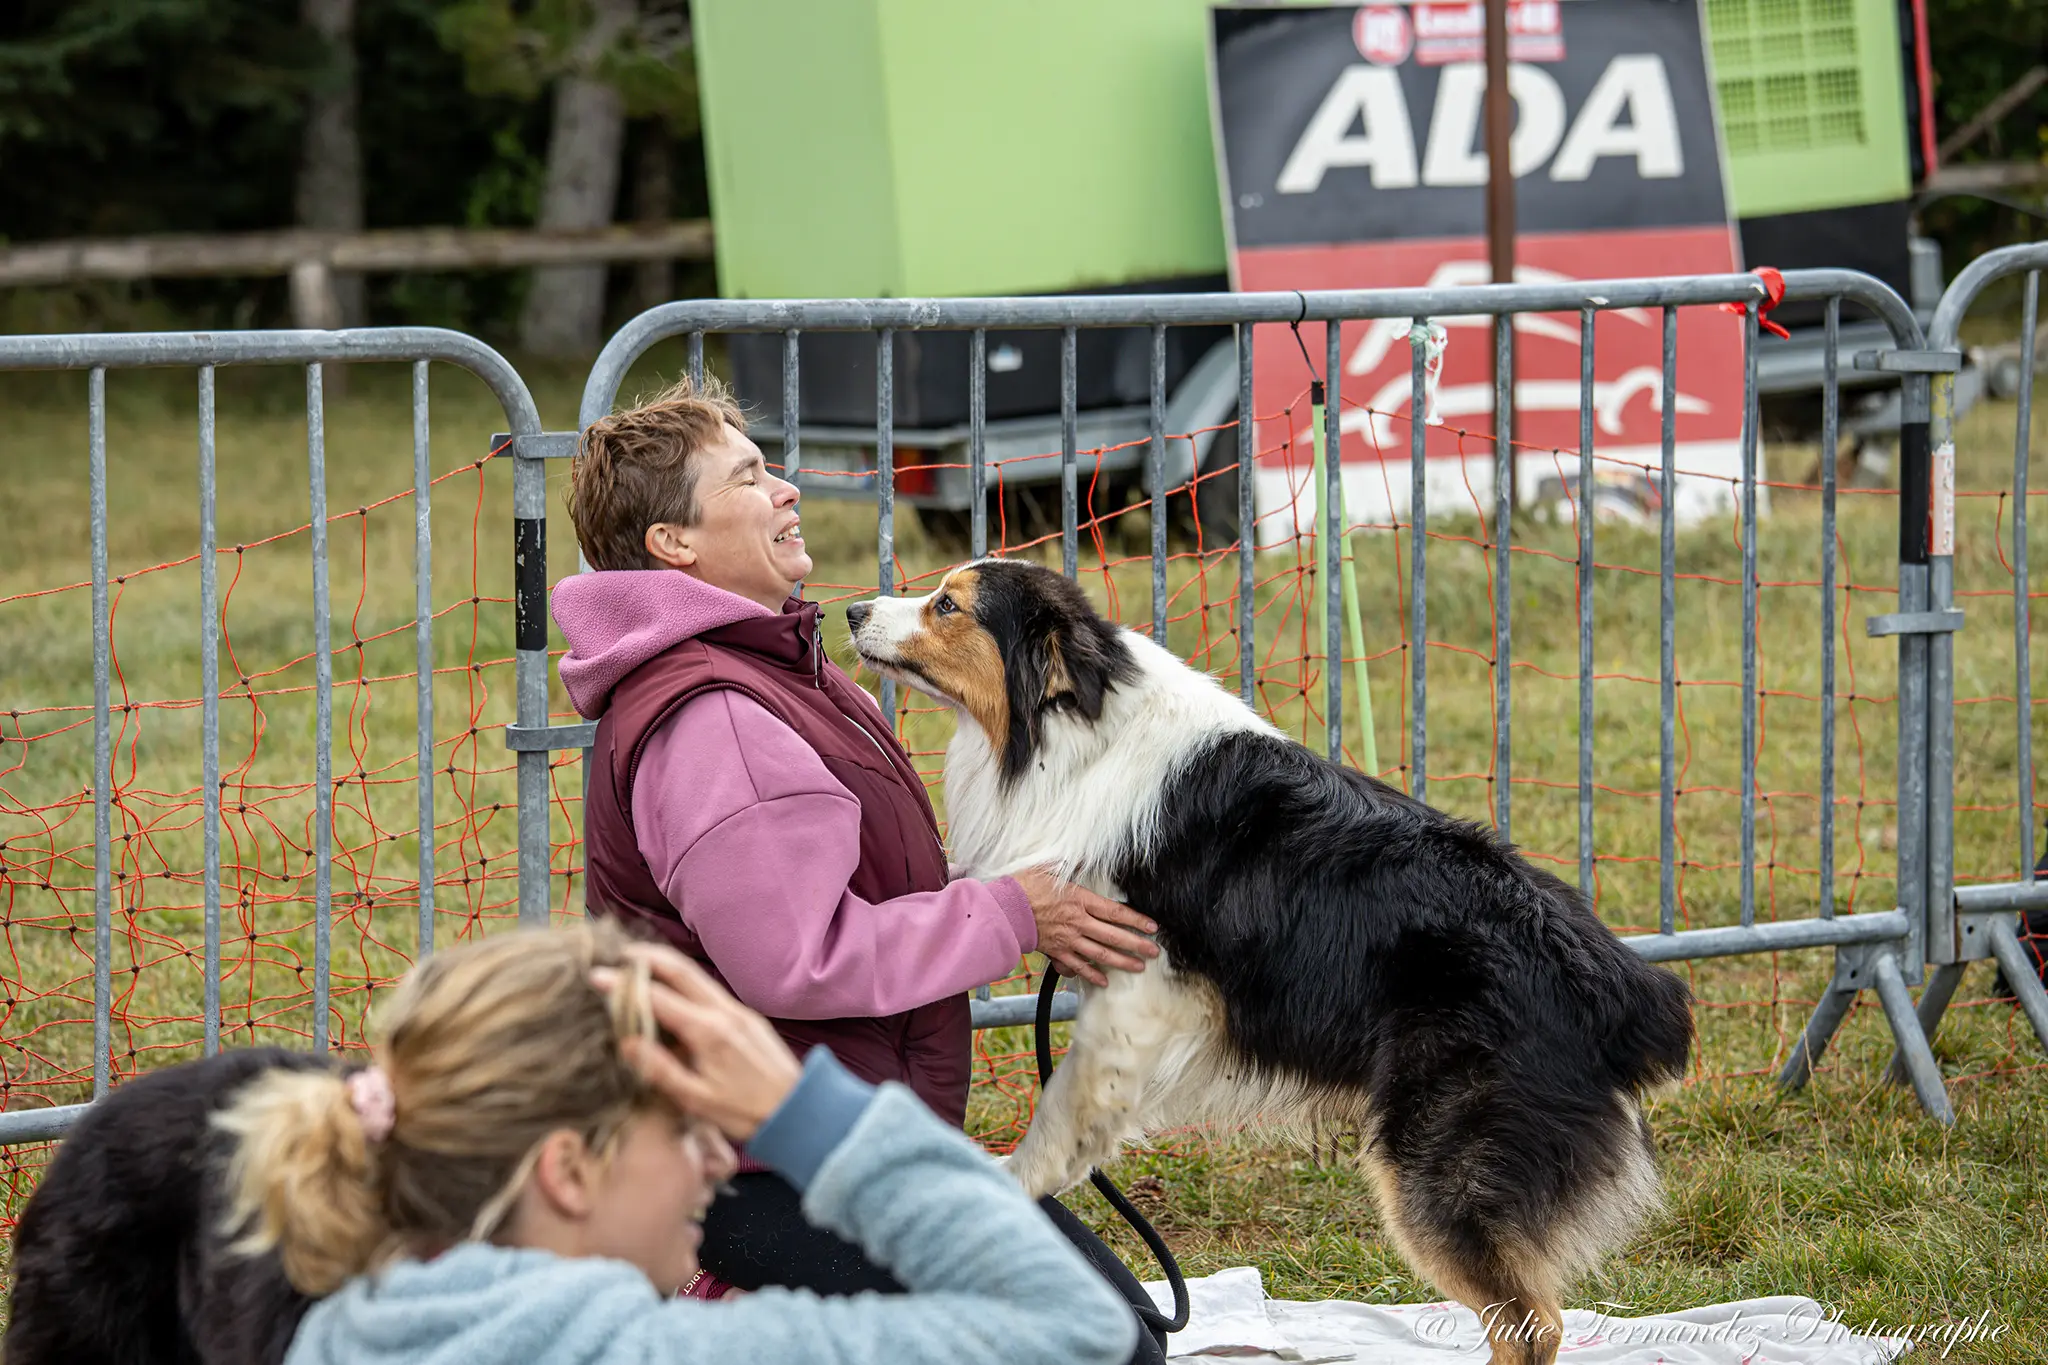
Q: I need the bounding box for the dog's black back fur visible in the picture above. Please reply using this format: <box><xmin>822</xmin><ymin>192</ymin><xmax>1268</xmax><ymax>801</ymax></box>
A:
<box><xmin>1111</xmin><ymin>730</ymin><xmax>1694</xmax><ymax>1256</ymax></box>
<box><xmin>5</xmin><ymin>1047</ymin><xmax>333</xmax><ymax>1365</ymax></box>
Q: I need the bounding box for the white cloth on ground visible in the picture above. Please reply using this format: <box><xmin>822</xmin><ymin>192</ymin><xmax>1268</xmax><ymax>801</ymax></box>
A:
<box><xmin>1141</xmin><ymin>1267</ymin><xmax>1912</xmax><ymax>1363</ymax></box>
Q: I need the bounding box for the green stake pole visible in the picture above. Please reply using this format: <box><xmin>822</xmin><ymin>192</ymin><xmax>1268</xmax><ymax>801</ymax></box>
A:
<box><xmin>1310</xmin><ymin>393</ymin><xmax>1379</xmax><ymax>775</ymax></box>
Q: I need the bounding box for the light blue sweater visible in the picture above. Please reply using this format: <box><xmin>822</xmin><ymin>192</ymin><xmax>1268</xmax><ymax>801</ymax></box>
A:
<box><xmin>282</xmin><ymin>1051</ymin><xmax>1138</xmax><ymax>1365</ymax></box>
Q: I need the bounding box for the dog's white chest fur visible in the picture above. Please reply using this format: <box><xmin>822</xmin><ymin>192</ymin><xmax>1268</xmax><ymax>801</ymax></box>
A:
<box><xmin>943</xmin><ymin>629</ymin><xmax>1271</xmax><ymax>896</ymax></box>
<box><xmin>939</xmin><ymin>631</ymin><xmax>1305</xmax><ymax>1197</ymax></box>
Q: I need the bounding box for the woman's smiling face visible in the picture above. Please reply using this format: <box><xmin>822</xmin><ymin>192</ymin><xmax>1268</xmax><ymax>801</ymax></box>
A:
<box><xmin>646</xmin><ymin>424</ymin><xmax>811</xmax><ymax>610</ymax></box>
<box><xmin>579</xmin><ymin>1108</ymin><xmax>736</xmax><ymax>1296</ymax></box>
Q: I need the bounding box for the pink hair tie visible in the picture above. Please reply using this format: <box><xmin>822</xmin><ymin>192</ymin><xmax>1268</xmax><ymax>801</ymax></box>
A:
<box><xmin>346</xmin><ymin>1067</ymin><xmax>396</xmax><ymax>1143</ymax></box>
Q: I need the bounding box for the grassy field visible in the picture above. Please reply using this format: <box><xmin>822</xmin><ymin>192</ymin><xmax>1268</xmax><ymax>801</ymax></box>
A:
<box><xmin>1</xmin><ymin>344</ymin><xmax>2044</xmax><ymax>1358</ymax></box>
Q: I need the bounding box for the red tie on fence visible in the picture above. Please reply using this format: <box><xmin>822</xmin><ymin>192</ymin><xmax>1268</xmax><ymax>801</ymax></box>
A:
<box><xmin>1724</xmin><ymin>265</ymin><xmax>1792</xmax><ymax>339</ymax></box>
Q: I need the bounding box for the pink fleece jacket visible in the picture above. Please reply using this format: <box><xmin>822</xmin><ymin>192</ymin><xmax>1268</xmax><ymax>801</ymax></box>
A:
<box><xmin>550</xmin><ymin>570</ymin><xmax>1035</xmax><ymax>1020</ymax></box>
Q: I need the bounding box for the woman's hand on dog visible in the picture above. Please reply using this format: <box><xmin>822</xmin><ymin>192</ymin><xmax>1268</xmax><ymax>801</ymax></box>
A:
<box><xmin>1011</xmin><ymin>869</ymin><xmax>1160</xmax><ymax>987</ymax></box>
<box><xmin>594</xmin><ymin>944</ymin><xmax>803</xmax><ymax>1142</ymax></box>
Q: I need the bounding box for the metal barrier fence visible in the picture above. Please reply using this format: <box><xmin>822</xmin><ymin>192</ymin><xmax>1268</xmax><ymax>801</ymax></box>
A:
<box><xmin>0</xmin><ymin>329</ymin><xmax>543</xmax><ymax>1145</ymax></box>
<box><xmin>1906</xmin><ymin>243</ymin><xmax>2048</xmax><ymax>1067</ymax></box>
<box><xmin>4</xmin><ymin>257</ymin><xmax>2045</xmax><ymax>1163</ymax></box>
<box><xmin>561</xmin><ymin>269</ymin><xmax>1957</xmax><ymax>1125</ymax></box>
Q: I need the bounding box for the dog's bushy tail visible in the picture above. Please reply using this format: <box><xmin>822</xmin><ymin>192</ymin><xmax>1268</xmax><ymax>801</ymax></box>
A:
<box><xmin>1603</xmin><ymin>950</ymin><xmax>1695</xmax><ymax>1092</ymax></box>
<box><xmin>1531</xmin><ymin>869</ymin><xmax>1696</xmax><ymax>1095</ymax></box>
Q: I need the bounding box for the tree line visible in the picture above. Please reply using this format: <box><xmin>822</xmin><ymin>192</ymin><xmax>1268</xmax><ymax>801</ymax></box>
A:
<box><xmin>1915</xmin><ymin>0</ymin><xmax>2048</xmax><ymax>268</ymax></box>
<box><xmin>0</xmin><ymin>0</ymin><xmax>706</xmax><ymax>356</ymax></box>
<box><xmin>0</xmin><ymin>0</ymin><xmax>2041</xmax><ymax>357</ymax></box>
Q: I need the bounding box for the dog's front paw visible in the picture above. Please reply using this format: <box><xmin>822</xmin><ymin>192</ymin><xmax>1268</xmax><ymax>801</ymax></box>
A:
<box><xmin>991</xmin><ymin>1150</ymin><xmax>1034</xmax><ymax>1188</ymax></box>
<box><xmin>997</xmin><ymin>1150</ymin><xmax>1068</xmax><ymax>1200</ymax></box>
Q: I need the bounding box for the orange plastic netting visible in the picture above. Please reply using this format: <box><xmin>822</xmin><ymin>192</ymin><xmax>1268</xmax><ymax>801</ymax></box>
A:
<box><xmin>2</xmin><ymin>340</ymin><xmax>2038</xmax><ymax>1234</ymax></box>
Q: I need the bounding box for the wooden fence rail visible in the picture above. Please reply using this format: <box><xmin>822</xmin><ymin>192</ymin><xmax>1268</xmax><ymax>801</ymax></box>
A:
<box><xmin>0</xmin><ymin>220</ymin><xmax>715</xmax><ymax>327</ymax></box>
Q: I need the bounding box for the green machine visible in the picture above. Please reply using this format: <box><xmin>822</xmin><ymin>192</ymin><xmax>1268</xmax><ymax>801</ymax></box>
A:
<box><xmin>691</xmin><ymin>0</ymin><xmax>1941</xmax><ymax>531</ymax></box>
<box><xmin>1711</xmin><ymin>0</ymin><xmax>1918</xmax><ymax>220</ymax></box>
<box><xmin>692</xmin><ymin>0</ymin><xmax>1228</xmax><ymax>300</ymax></box>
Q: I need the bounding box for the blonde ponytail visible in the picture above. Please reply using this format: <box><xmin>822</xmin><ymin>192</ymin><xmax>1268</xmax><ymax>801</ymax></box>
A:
<box><xmin>215</xmin><ymin>921</ymin><xmax>662</xmax><ymax>1296</ymax></box>
<box><xmin>215</xmin><ymin>1068</ymin><xmax>386</xmax><ymax>1296</ymax></box>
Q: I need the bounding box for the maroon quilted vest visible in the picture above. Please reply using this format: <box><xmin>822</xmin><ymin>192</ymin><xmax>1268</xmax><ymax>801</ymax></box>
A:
<box><xmin>581</xmin><ymin>598</ymin><xmax>971</xmax><ymax>1127</ymax></box>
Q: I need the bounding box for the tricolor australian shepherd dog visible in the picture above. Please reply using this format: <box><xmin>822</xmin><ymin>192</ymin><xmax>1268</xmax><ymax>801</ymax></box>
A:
<box><xmin>848</xmin><ymin>559</ymin><xmax>1695</xmax><ymax>1365</ymax></box>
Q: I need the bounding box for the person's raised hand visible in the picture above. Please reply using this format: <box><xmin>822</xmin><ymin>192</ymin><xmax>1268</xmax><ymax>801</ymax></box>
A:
<box><xmin>592</xmin><ymin>943</ymin><xmax>802</xmax><ymax>1143</ymax></box>
<box><xmin>1010</xmin><ymin>868</ymin><xmax>1159</xmax><ymax>988</ymax></box>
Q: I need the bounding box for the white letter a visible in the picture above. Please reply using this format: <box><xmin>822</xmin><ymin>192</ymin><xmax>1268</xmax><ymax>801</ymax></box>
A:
<box><xmin>1277</xmin><ymin>66</ymin><xmax>1419</xmax><ymax>193</ymax></box>
<box><xmin>1551</xmin><ymin>54</ymin><xmax>1683</xmax><ymax>182</ymax></box>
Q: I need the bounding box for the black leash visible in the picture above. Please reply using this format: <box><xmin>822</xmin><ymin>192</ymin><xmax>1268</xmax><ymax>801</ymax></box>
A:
<box><xmin>1034</xmin><ymin>966</ymin><xmax>1191</xmax><ymax>1336</ymax></box>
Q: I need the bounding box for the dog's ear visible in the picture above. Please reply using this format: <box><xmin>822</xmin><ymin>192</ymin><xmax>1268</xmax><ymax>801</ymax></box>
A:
<box><xmin>989</xmin><ymin>564</ymin><xmax>1136</xmax><ymax>782</ymax></box>
<box><xmin>1046</xmin><ymin>616</ymin><xmax>1124</xmax><ymax>721</ymax></box>
<box><xmin>999</xmin><ymin>627</ymin><xmax>1057</xmax><ymax>781</ymax></box>
<box><xmin>1044</xmin><ymin>633</ymin><xmax>1075</xmax><ymax>705</ymax></box>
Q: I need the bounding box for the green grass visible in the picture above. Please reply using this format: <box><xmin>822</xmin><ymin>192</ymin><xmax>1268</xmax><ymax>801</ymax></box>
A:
<box><xmin>1</xmin><ymin>351</ymin><xmax>2045</xmax><ymax>1359</ymax></box>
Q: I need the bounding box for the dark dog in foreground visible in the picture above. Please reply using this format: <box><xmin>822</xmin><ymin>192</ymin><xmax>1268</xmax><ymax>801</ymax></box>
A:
<box><xmin>851</xmin><ymin>558</ymin><xmax>1697</xmax><ymax>1365</ymax></box>
<box><xmin>4</xmin><ymin>1048</ymin><xmax>329</xmax><ymax>1365</ymax></box>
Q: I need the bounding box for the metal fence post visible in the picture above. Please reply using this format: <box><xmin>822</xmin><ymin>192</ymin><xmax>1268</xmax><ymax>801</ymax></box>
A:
<box><xmin>1238</xmin><ymin>324</ymin><xmax>1256</xmax><ymax>707</ymax></box>
<box><xmin>307</xmin><ymin>364</ymin><xmax>334</xmax><ymax>1048</ymax></box>
<box><xmin>1904</xmin><ymin>244</ymin><xmax>2048</xmax><ymax>1067</ymax></box>
<box><xmin>412</xmin><ymin>361</ymin><xmax>436</xmax><ymax>956</ymax></box>
<box><xmin>1908</xmin><ymin>362</ymin><xmax>1941</xmax><ymax>986</ymax></box>
<box><xmin>877</xmin><ymin>330</ymin><xmax>898</xmax><ymax>720</ymax></box>
<box><xmin>198</xmin><ymin>366</ymin><xmax>223</xmax><ymax>1052</ymax></box>
<box><xmin>1738</xmin><ymin>304</ymin><xmax>1760</xmax><ymax>930</ymax></box>
<box><xmin>2016</xmin><ymin>272</ymin><xmax>2040</xmax><ymax>888</ymax></box>
<box><xmin>1412</xmin><ymin>323</ymin><xmax>1430</xmax><ymax>799</ymax></box>
<box><xmin>1061</xmin><ymin>327</ymin><xmax>1080</xmax><ymax>582</ymax></box>
<box><xmin>1881</xmin><ymin>361</ymin><xmax>1935</xmax><ymax>995</ymax></box>
<box><xmin>1657</xmin><ymin>307</ymin><xmax>1677</xmax><ymax>934</ymax></box>
<box><xmin>1494</xmin><ymin>315</ymin><xmax>1514</xmax><ymax>840</ymax></box>
<box><xmin>88</xmin><ymin>366</ymin><xmax>111</xmax><ymax>1098</ymax></box>
<box><xmin>1151</xmin><ymin>324</ymin><xmax>1169</xmax><ymax>644</ymax></box>
<box><xmin>513</xmin><ymin>415</ymin><xmax>552</xmax><ymax>927</ymax></box>
<box><xmin>1325</xmin><ymin>325</ymin><xmax>1344</xmax><ymax>762</ymax></box>
<box><xmin>1819</xmin><ymin>299</ymin><xmax>1839</xmax><ymax>923</ymax></box>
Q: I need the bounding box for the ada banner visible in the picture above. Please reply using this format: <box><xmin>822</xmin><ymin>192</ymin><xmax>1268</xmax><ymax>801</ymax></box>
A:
<box><xmin>1208</xmin><ymin>1</ymin><xmax>1754</xmax><ymax>541</ymax></box>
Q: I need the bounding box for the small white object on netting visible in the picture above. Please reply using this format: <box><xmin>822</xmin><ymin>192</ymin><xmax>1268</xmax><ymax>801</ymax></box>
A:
<box><xmin>1408</xmin><ymin>321</ymin><xmax>1449</xmax><ymax>427</ymax></box>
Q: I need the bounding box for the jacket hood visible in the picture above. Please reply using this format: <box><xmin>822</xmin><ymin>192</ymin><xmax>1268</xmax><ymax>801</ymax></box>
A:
<box><xmin>283</xmin><ymin>1243</ymin><xmax>663</xmax><ymax>1365</ymax></box>
<box><xmin>551</xmin><ymin>571</ymin><xmax>775</xmax><ymax>717</ymax></box>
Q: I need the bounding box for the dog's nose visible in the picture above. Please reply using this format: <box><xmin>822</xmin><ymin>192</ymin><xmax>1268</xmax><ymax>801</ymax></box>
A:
<box><xmin>846</xmin><ymin>601</ymin><xmax>873</xmax><ymax>631</ymax></box>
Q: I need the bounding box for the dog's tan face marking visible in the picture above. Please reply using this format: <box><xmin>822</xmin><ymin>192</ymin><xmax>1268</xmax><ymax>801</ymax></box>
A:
<box><xmin>883</xmin><ymin>567</ymin><xmax>1012</xmax><ymax>743</ymax></box>
<box><xmin>851</xmin><ymin>557</ymin><xmax>1130</xmax><ymax>780</ymax></box>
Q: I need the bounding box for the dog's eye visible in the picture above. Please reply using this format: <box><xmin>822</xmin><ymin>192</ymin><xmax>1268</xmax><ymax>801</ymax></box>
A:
<box><xmin>934</xmin><ymin>595</ymin><xmax>957</xmax><ymax>616</ymax></box>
